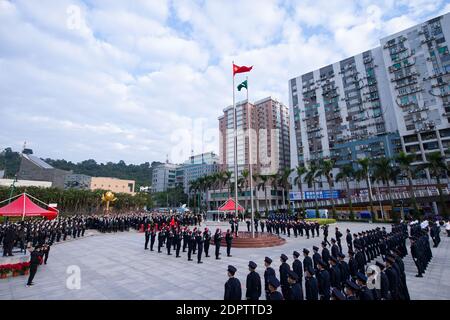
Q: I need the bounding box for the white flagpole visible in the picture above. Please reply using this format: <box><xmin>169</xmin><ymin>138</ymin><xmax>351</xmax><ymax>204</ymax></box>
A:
<box><xmin>22</xmin><ymin>193</ymin><xmax>26</xmax><ymax>221</ymax></box>
<box><xmin>246</xmin><ymin>76</ymin><xmax>255</xmax><ymax>238</ymax></box>
<box><xmin>232</xmin><ymin>62</ymin><xmax>239</xmax><ymax>223</ymax></box>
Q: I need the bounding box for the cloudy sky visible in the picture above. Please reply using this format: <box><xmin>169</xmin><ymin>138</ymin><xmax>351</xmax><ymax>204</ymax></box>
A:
<box><xmin>0</xmin><ymin>0</ymin><xmax>449</xmax><ymax>164</ymax></box>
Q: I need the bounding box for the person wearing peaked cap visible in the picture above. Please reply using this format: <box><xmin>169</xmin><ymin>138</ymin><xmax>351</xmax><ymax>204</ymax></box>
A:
<box><xmin>246</xmin><ymin>261</ymin><xmax>262</xmax><ymax>300</ymax></box>
<box><xmin>331</xmin><ymin>287</ymin><xmax>346</xmax><ymax>300</ymax></box>
<box><xmin>355</xmin><ymin>272</ymin><xmax>374</xmax><ymax>300</ymax></box>
<box><xmin>321</xmin><ymin>242</ymin><xmax>331</xmax><ymax>268</ymax></box>
<box><xmin>292</xmin><ymin>251</ymin><xmax>303</xmax><ymax>287</ymax></box>
<box><xmin>344</xmin><ymin>280</ymin><xmax>360</xmax><ymax>300</ymax></box>
<box><xmin>331</xmin><ymin>239</ymin><xmax>339</xmax><ymax>259</ymax></box>
<box><xmin>356</xmin><ymin>272</ymin><xmax>367</xmax><ymax>284</ymax></box>
<box><xmin>279</xmin><ymin>254</ymin><xmax>290</xmax><ymax>298</ymax></box>
<box><xmin>375</xmin><ymin>261</ymin><xmax>391</xmax><ymax>300</ymax></box>
<box><xmin>316</xmin><ymin>259</ymin><xmax>331</xmax><ymax>300</ymax></box>
<box><xmin>328</xmin><ymin>256</ymin><xmax>341</xmax><ymax>290</ymax></box>
<box><xmin>305</xmin><ymin>266</ymin><xmax>319</xmax><ymax>300</ymax></box>
<box><xmin>264</xmin><ymin>257</ymin><xmax>276</xmax><ymax>300</ymax></box>
<box><xmin>337</xmin><ymin>253</ymin><xmax>350</xmax><ymax>287</ymax></box>
<box><xmin>346</xmin><ymin>229</ymin><xmax>353</xmax><ymax>252</ymax></box>
<box><xmin>287</xmin><ymin>270</ymin><xmax>304</xmax><ymax>300</ymax></box>
<box><xmin>214</xmin><ymin>228</ymin><xmax>222</xmax><ymax>260</ymax></box>
<box><xmin>267</xmin><ymin>276</ymin><xmax>284</xmax><ymax>300</ymax></box>
<box><xmin>303</xmin><ymin>249</ymin><xmax>313</xmax><ymax>275</ymax></box>
<box><xmin>224</xmin><ymin>265</ymin><xmax>242</xmax><ymax>300</ymax></box>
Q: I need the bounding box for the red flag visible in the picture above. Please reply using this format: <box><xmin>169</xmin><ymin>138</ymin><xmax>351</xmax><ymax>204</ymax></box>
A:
<box><xmin>233</xmin><ymin>64</ymin><xmax>252</xmax><ymax>76</ymax></box>
<box><xmin>170</xmin><ymin>217</ymin><xmax>175</xmax><ymax>226</ymax></box>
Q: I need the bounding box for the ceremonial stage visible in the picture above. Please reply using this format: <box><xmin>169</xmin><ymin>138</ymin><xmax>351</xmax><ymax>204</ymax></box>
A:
<box><xmin>217</xmin><ymin>231</ymin><xmax>286</xmax><ymax>248</ymax></box>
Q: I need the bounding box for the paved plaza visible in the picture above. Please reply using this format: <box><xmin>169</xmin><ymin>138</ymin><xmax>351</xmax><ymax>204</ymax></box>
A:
<box><xmin>1</xmin><ymin>222</ymin><xmax>449</xmax><ymax>300</ymax></box>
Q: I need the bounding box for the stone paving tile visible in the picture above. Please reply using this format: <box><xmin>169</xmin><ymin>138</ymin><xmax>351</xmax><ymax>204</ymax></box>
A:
<box><xmin>1</xmin><ymin>221</ymin><xmax>449</xmax><ymax>300</ymax></box>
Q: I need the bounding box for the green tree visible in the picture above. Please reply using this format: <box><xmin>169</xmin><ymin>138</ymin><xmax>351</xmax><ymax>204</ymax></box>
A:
<box><xmin>372</xmin><ymin>157</ymin><xmax>401</xmax><ymax>222</ymax></box>
<box><xmin>336</xmin><ymin>164</ymin><xmax>355</xmax><ymax>220</ymax></box>
<box><xmin>317</xmin><ymin>159</ymin><xmax>336</xmax><ymax>219</ymax></box>
<box><xmin>396</xmin><ymin>151</ymin><xmax>419</xmax><ymax>216</ymax></box>
<box><xmin>293</xmin><ymin>165</ymin><xmax>307</xmax><ymax>216</ymax></box>
<box><xmin>356</xmin><ymin>158</ymin><xmax>375</xmax><ymax>221</ymax></box>
<box><xmin>420</xmin><ymin>152</ymin><xmax>449</xmax><ymax>218</ymax></box>
<box><xmin>304</xmin><ymin>163</ymin><xmax>320</xmax><ymax>218</ymax></box>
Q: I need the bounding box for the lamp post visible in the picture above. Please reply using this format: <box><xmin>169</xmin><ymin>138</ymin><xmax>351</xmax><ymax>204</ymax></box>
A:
<box><xmin>5</xmin><ymin>175</ymin><xmax>17</xmax><ymax>223</ymax></box>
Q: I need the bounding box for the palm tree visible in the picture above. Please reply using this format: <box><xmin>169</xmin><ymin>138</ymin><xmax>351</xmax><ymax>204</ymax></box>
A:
<box><xmin>222</xmin><ymin>171</ymin><xmax>233</xmax><ymax>198</ymax></box>
<box><xmin>396</xmin><ymin>151</ymin><xmax>419</xmax><ymax>215</ymax></box>
<box><xmin>270</xmin><ymin>173</ymin><xmax>280</xmax><ymax>211</ymax></box>
<box><xmin>357</xmin><ymin>158</ymin><xmax>375</xmax><ymax>220</ymax></box>
<box><xmin>336</xmin><ymin>164</ymin><xmax>355</xmax><ymax>220</ymax></box>
<box><xmin>293</xmin><ymin>165</ymin><xmax>307</xmax><ymax>216</ymax></box>
<box><xmin>279</xmin><ymin>168</ymin><xmax>294</xmax><ymax>210</ymax></box>
<box><xmin>304</xmin><ymin>163</ymin><xmax>320</xmax><ymax>218</ymax></box>
<box><xmin>317</xmin><ymin>159</ymin><xmax>336</xmax><ymax>218</ymax></box>
<box><xmin>239</xmin><ymin>169</ymin><xmax>250</xmax><ymax>214</ymax></box>
<box><xmin>258</xmin><ymin>174</ymin><xmax>270</xmax><ymax>215</ymax></box>
<box><xmin>251</xmin><ymin>173</ymin><xmax>259</xmax><ymax>214</ymax></box>
<box><xmin>372</xmin><ymin>157</ymin><xmax>400</xmax><ymax>222</ymax></box>
<box><xmin>420</xmin><ymin>152</ymin><xmax>449</xmax><ymax>218</ymax></box>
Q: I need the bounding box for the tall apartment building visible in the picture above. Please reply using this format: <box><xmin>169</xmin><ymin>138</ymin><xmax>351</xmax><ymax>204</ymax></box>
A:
<box><xmin>182</xmin><ymin>152</ymin><xmax>219</xmax><ymax>194</ymax></box>
<box><xmin>289</xmin><ymin>13</ymin><xmax>450</xmax><ymax>179</ymax></box>
<box><xmin>379</xmin><ymin>15</ymin><xmax>450</xmax><ymax>172</ymax></box>
<box><xmin>219</xmin><ymin>96</ymin><xmax>290</xmax><ymax>178</ymax></box>
<box><xmin>151</xmin><ymin>163</ymin><xmax>179</xmax><ymax>193</ymax></box>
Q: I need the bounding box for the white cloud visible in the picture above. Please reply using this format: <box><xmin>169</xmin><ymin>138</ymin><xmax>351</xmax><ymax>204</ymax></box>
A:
<box><xmin>0</xmin><ymin>0</ymin><xmax>448</xmax><ymax>164</ymax></box>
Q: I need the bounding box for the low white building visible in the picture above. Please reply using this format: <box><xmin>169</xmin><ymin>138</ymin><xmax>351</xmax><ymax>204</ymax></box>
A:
<box><xmin>0</xmin><ymin>179</ymin><xmax>52</xmax><ymax>188</ymax></box>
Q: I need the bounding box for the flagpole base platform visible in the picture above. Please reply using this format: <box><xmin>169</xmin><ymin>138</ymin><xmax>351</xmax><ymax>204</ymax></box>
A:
<box><xmin>217</xmin><ymin>232</ymin><xmax>286</xmax><ymax>248</ymax></box>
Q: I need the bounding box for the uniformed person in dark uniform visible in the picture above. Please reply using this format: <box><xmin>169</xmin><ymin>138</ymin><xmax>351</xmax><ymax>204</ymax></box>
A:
<box><xmin>26</xmin><ymin>246</ymin><xmax>42</xmax><ymax>286</ymax></box>
<box><xmin>375</xmin><ymin>261</ymin><xmax>391</xmax><ymax>300</ymax></box>
<box><xmin>267</xmin><ymin>277</ymin><xmax>283</xmax><ymax>300</ymax></box>
<box><xmin>331</xmin><ymin>287</ymin><xmax>346</xmax><ymax>300</ymax></box>
<box><xmin>245</xmin><ymin>261</ymin><xmax>261</xmax><ymax>300</ymax></box>
<box><xmin>346</xmin><ymin>229</ymin><xmax>353</xmax><ymax>252</ymax></box>
<box><xmin>225</xmin><ymin>229</ymin><xmax>233</xmax><ymax>257</ymax></box>
<box><xmin>321</xmin><ymin>242</ymin><xmax>331</xmax><ymax>269</ymax></box>
<box><xmin>144</xmin><ymin>225</ymin><xmax>150</xmax><ymax>250</ymax></box>
<box><xmin>292</xmin><ymin>251</ymin><xmax>303</xmax><ymax>287</ymax></box>
<box><xmin>214</xmin><ymin>228</ymin><xmax>222</xmax><ymax>260</ymax></box>
<box><xmin>187</xmin><ymin>231</ymin><xmax>194</xmax><ymax>261</ymax></box>
<box><xmin>196</xmin><ymin>230</ymin><xmax>204</xmax><ymax>264</ymax></box>
<box><xmin>279</xmin><ymin>254</ymin><xmax>290</xmax><ymax>298</ymax></box>
<box><xmin>328</xmin><ymin>256</ymin><xmax>341</xmax><ymax>289</ymax></box>
<box><xmin>344</xmin><ymin>280</ymin><xmax>360</xmax><ymax>300</ymax></box>
<box><xmin>303</xmin><ymin>248</ymin><xmax>313</xmax><ymax>273</ymax></box>
<box><xmin>150</xmin><ymin>226</ymin><xmax>156</xmax><ymax>251</ymax></box>
<box><xmin>330</xmin><ymin>238</ymin><xmax>339</xmax><ymax>258</ymax></box>
<box><xmin>304</xmin><ymin>266</ymin><xmax>319</xmax><ymax>300</ymax></box>
<box><xmin>175</xmin><ymin>229</ymin><xmax>182</xmax><ymax>257</ymax></box>
<box><xmin>203</xmin><ymin>228</ymin><xmax>211</xmax><ymax>257</ymax></box>
<box><xmin>287</xmin><ymin>270</ymin><xmax>303</xmax><ymax>300</ymax></box>
<box><xmin>224</xmin><ymin>265</ymin><xmax>242</xmax><ymax>300</ymax></box>
<box><xmin>317</xmin><ymin>260</ymin><xmax>331</xmax><ymax>300</ymax></box>
<box><xmin>355</xmin><ymin>272</ymin><xmax>374</xmax><ymax>300</ymax></box>
<box><xmin>263</xmin><ymin>256</ymin><xmax>276</xmax><ymax>300</ymax></box>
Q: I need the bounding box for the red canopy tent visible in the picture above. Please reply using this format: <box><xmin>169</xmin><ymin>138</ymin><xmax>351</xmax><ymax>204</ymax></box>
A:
<box><xmin>218</xmin><ymin>198</ymin><xmax>244</xmax><ymax>212</ymax></box>
<box><xmin>0</xmin><ymin>193</ymin><xmax>59</xmax><ymax>220</ymax></box>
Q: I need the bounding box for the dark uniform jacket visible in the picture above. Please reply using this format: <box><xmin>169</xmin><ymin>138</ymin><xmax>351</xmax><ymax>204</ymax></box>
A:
<box><xmin>224</xmin><ymin>277</ymin><xmax>242</xmax><ymax>300</ymax></box>
<box><xmin>279</xmin><ymin>262</ymin><xmax>290</xmax><ymax>286</ymax></box>
<box><xmin>245</xmin><ymin>271</ymin><xmax>262</xmax><ymax>300</ymax></box>
<box><xmin>268</xmin><ymin>291</ymin><xmax>284</xmax><ymax>300</ymax></box>
<box><xmin>317</xmin><ymin>269</ymin><xmax>331</xmax><ymax>299</ymax></box>
<box><xmin>305</xmin><ymin>276</ymin><xmax>319</xmax><ymax>300</ymax></box>
<box><xmin>292</xmin><ymin>259</ymin><xmax>303</xmax><ymax>280</ymax></box>
<box><xmin>303</xmin><ymin>256</ymin><xmax>313</xmax><ymax>272</ymax></box>
<box><xmin>288</xmin><ymin>283</ymin><xmax>303</xmax><ymax>300</ymax></box>
<box><xmin>264</xmin><ymin>267</ymin><xmax>276</xmax><ymax>292</ymax></box>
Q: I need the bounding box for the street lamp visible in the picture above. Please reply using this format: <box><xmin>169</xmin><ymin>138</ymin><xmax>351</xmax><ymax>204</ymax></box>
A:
<box><xmin>8</xmin><ymin>175</ymin><xmax>18</xmax><ymax>204</ymax></box>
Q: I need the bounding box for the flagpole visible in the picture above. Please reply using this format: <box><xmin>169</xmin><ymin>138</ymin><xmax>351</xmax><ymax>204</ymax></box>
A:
<box><xmin>232</xmin><ymin>61</ymin><xmax>239</xmax><ymax>224</ymax></box>
<box><xmin>245</xmin><ymin>77</ymin><xmax>255</xmax><ymax>238</ymax></box>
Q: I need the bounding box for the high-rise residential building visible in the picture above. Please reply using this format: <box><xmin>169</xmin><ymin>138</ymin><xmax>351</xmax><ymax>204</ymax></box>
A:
<box><xmin>219</xmin><ymin>96</ymin><xmax>291</xmax><ymax>177</ymax></box>
<box><xmin>151</xmin><ymin>163</ymin><xmax>179</xmax><ymax>193</ymax></box>
<box><xmin>379</xmin><ymin>15</ymin><xmax>450</xmax><ymax>173</ymax></box>
<box><xmin>289</xmin><ymin>13</ymin><xmax>450</xmax><ymax>182</ymax></box>
<box><xmin>181</xmin><ymin>152</ymin><xmax>219</xmax><ymax>194</ymax></box>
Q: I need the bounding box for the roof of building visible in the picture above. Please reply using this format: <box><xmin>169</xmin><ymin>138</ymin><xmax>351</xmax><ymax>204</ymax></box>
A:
<box><xmin>23</xmin><ymin>154</ymin><xmax>54</xmax><ymax>169</ymax></box>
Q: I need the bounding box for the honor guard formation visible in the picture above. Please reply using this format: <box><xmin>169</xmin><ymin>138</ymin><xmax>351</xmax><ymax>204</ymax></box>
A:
<box><xmin>1</xmin><ymin>211</ymin><xmax>448</xmax><ymax>299</ymax></box>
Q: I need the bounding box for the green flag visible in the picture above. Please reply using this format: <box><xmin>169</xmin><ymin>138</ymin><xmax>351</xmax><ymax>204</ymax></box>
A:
<box><xmin>237</xmin><ymin>80</ymin><xmax>248</xmax><ymax>91</ymax></box>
